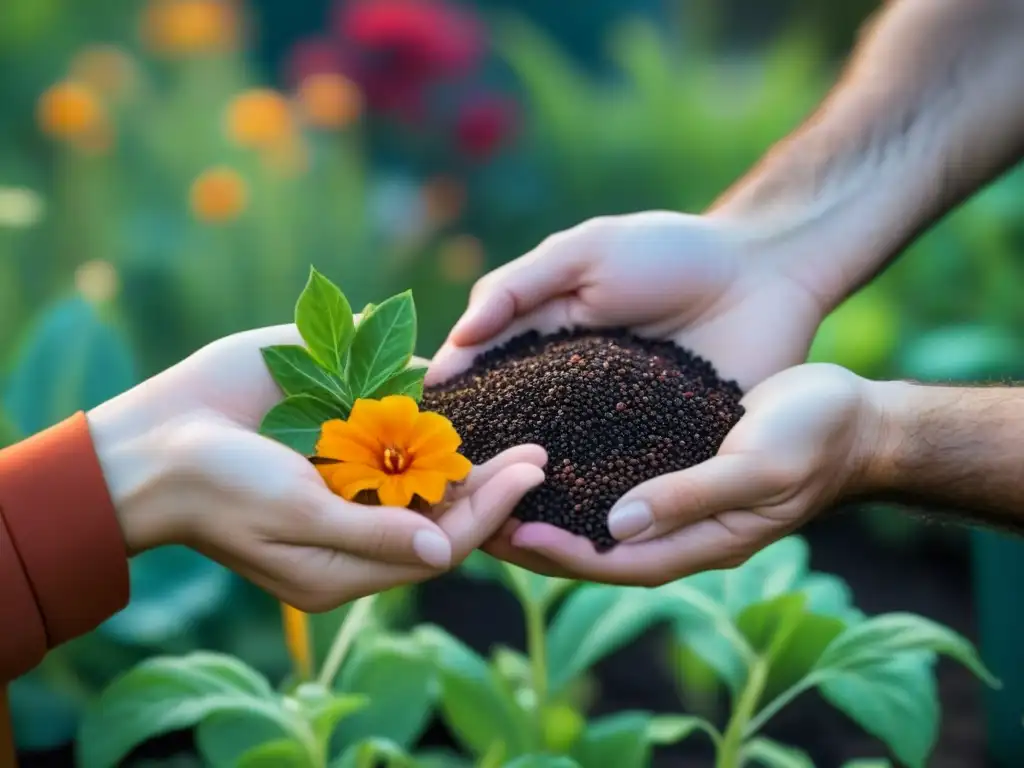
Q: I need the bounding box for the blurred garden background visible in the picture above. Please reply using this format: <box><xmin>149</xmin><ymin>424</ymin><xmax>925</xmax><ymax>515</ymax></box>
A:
<box><xmin>4</xmin><ymin>0</ymin><xmax>1024</xmax><ymax>765</ymax></box>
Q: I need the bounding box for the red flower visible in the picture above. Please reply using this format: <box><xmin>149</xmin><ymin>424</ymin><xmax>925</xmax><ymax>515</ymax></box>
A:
<box><xmin>455</xmin><ymin>94</ymin><xmax>518</xmax><ymax>161</ymax></box>
<box><xmin>332</xmin><ymin>0</ymin><xmax>484</xmax><ymax>119</ymax></box>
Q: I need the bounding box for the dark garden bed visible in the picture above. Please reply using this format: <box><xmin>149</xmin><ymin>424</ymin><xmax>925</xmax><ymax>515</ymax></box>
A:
<box><xmin>18</xmin><ymin>511</ymin><xmax>987</xmax><ymax>768</ymax></box>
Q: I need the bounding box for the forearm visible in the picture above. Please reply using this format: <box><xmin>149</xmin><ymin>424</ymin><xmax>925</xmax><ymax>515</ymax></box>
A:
<box><xmin>862</xmin><ymin>380</ymin><xmax>1024</xmax><ymax>533</ymax></box>
<box><xmin>710</xmin><ymin>0</ymin><xmax>1024</xmax><ymax>311</ymax></box>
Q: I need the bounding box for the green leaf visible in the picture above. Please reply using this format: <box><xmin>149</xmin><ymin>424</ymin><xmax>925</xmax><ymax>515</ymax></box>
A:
<box><xmin>814</xmin><ymin>613</ymin><xmax>998</xmax><ymax>687</ymax></box>
<box><xmin>332</xmin><ymin>636</ymin><xmax>437</xmax><ymax>751</ymax></box>
<box><xmin>646</xmin><ymin>714</ymin><xmax>718</xmax><ymax>746</ymax></box>
<box><xmin>841</xmin><ymin>761</ymin><xmax>893</xmax><ymax>768</ymax></box>
<box><xmin>196</xmin><ymin>712</ymin><xmax>289</xmax><ymax>768</ymax></box>
<box><xmin>291</xmin><ymin>683</ymin><xmax>368</xmax><ymax>745</ymax></box>
<box><xmin>347</xmin><ymin>292</ymin><xmax>417</xmax><ymax>398</ymax></box>
<box><xmin>78</xmin><ymin>653</ymin><xmax>298</xmax><ymax>768</ymax></box>
<box><xmin>99</xmin><ymin>546</ymin><xmax>234</xmax><ymax>646</ymax></box>
<box><xmin>262</xmin><ymin>345</ymin><xmax>353</xmax><ymax>413</ymax></box>
<box><xmin>736</xmin><ymin>594</ymin><xmax>808</xmax><ymax>658</ymax></box>
<box><xmin>741</xmin><ymin>738</ymin><xmax>814</xmax><ymax>768</ymax></box>
<box><xmin>819</xmin><ymin>653</ymin><xmax>937</xmax><ymax>768</ymax></box>
<box><xmin>760</xmin><ymin>611</ymin><xmax>846</xmax><ymax>699</ymax></box>
<box><xmin>370</xmin><ymin>364</ymin><xmax>427</xmax><ymax>402</ymax></box>
<box><xmin>797</xmin><ymin>573</ymin><xmax>856</xmax><ymax>619</ymax></box>
<box><xmin>571</xmin><ymin>712</ymin><xmax>651</xmax><ymax>768</ymax></box>
<box><xmin>295</xmin><ymin>267</ymin><xmax>356</xmax><ymax>374</ymax></box>
<box><xmin>236</xmin><ymin>739</ymin><xmax>311</xmax><ymax>768</ymax></box>
<box><xmin>413</xmin><ymin>626</ymin><xmax>531</xmax><ymax>759</ymax></box>
<box><xmin>502</xmin><ymin>757</ymin><xmax>581</xmax><ymax>768</ymax></box>
<box><xmin>5</xmin><ymin>296</ymin><xmax>135</xmax><ymax>436</ymax></box>
<box><xmin>548</xmin><ymin>584</ymin><xmax>726</xmax><ymax>691</ymax></box>
<box><xmin>259</xmin><ymin>394</ymin><xmax>339</xmax><ymax>455</ymax></box>
<box><xmin>539</xmin><ymin>703</ymin><xmax>586</xmax><ymax>753</ymax></box>
<box><xmin>331</xmin><ymin>737</ymin><xmax>414</xmax><ymax>768</ymax></box>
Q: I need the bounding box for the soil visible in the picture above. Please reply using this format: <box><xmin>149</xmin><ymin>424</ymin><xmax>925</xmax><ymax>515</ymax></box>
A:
<box><xmin>18</xmin><ymin>512</ymin><xmax>988</xmax><ymax>768</ymax></box>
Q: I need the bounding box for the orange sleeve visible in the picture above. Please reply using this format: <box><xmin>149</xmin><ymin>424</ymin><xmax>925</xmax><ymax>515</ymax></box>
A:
<box><xmin>0</xmin><ymin>412</ymin><xmax>130</xmax><ymax>682</ymax></box>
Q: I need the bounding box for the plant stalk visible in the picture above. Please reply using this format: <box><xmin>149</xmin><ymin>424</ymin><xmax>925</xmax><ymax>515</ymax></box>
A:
<box><xmin>524</xmin><ymin>600</ymin><xmax>549</xmax><ymax>747</ymax></box>
<box><xmin>716</xmin><ymin>657</ymin><xmax>769</xmax><ymax>768</ymax></box>
<box><xmin>743</xmin><ymin>676</ymin><xmax>818</xmax><ymax>739</ymax></box>
<box><xmin>318</xmin><ymin>594</ymin><xmax>377</xmax><ymax>688</ymax></box>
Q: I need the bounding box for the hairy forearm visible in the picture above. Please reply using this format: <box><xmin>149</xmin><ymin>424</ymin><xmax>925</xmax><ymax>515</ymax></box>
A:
<box><xmin>862</xmin><ymin>380</ymin><xmax>1024</xmax><ymax>533</ymax></box>
<box><xmin>710</xmin><ymin>0</ymin><xmax>1024</xmax><ymax>310</ymax></box>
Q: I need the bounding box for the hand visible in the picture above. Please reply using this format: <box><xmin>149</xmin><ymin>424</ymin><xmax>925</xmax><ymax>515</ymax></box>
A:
<box><xmin>484</xmin><ymin>364</ymin><xmax>882</xmax><ymax>586</ymax></box>
<box><xmin>427</xmin><ymin>210</ymin><xmax>826</xmax><ymax>393</ymax></box>
<box><xmin>86</xmin><ymin>324</ymin><xmax>547</xmax><ymax>611</ymax></box>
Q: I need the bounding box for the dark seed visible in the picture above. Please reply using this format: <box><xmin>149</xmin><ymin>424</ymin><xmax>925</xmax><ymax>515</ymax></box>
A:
<box><xmin>420</xmin><ymin>327</ymin><xmax>744</xmax><ymax>552</ymax></box>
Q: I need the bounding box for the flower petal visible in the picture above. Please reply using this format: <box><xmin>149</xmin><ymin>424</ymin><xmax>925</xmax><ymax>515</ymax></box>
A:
<box><xmin>348</xmin><ymin>396</ymin><xmax>419</xmax><ymax>447</ymax></box>
<box><xmin>408</xmin><ymin>411</ymin><xmax>462</xmax><ymax>458</ymax></box>
<box><xmin>322</xmin><ymin>462</ymin><xmax>386</xmax><ymax>500</ymax></box>
<box><xmin>378</xmin><ymin>474</ymin><xmax>414</xmax><ymax>508</ymax></box>
<box><xmin>414</xmin><ymin>451</ymin><xmax>472</xmax><ymax>482</ymax></box>
<box><xmin>403</xmin><ymin>469</ymin><xmax>449</xmax><ymax>505</ymax></box>
<box><xmin>317</xmin><ymin>418</ymin><xmax>380</xmax><ymax>464</ymax></box>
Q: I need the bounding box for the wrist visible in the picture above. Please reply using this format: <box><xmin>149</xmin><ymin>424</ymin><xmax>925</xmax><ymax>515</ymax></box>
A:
<box><xmin>855</xmin><ymin>378</ymin><xmax>919</xmax><ymax>496</ymax></box>
<box><xmin>87</xmin><ymin>396</ymin><xmax>177</xmax><ymax>555</ymax></box>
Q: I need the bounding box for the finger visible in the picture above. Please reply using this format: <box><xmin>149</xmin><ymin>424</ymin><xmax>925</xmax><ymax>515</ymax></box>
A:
<box><xmin>426</xmin><ymin>298</ymin><xmax>575</xmax><ymax>386</ymax></box>
<box><xmin>446</xmin><ymin>229</ymin><xmax>594</xmax><ymax>348</ymax></box>
<box><xmin>603</xmin><ymin>454</ymin><xmax>789</xmax><ymax>543</ymax></box>
<box><xmin>440</xmin><ymin>463</ymin><xmax>546</xmax><ymax>561</ymax></box>
<box><xmin>511</xmin><ymin>511</ymin><xmax>775</xmax><ymax>586</ymax></box>
<box><xmin>481</xmin><ymin>522</ymin><xmax>575</xmax><ymax>579</ymax></box>
<box><xmin>450</xmin><ymin>444</ymin><xmax>548</xmax><ymax>498</ymax></box>
<box><xmin>282</xmin><ymin>489</ymin><xmax>456</xmax><ymax>570</ymax></box>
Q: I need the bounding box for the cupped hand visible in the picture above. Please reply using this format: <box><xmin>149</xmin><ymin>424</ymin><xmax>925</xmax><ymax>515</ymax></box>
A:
<box><xmin>87</xmin><ymin>324</ymin><xmax>547</xmax><ymax>611</ymax></box>
<box><xmin>427</xmin><ymin>211</ymin><xmax>826</xmax><ymax>393</ymax></box>
<box><xmin>484</xmin><ymin>363</ymin><xmax>882</xmax><ymax>586</ymax></box>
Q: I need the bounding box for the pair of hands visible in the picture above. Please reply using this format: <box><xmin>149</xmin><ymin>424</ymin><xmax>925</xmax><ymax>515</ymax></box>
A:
<box><xmin>90</xmin><ymin>210</ymin><xmax>880</xmax><ymax>612</ymax></box>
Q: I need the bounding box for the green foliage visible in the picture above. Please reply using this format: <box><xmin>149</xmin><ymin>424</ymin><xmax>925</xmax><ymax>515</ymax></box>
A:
<box><xmin>258</xmin><ymin>269</ymin><xmax>421</xmax><ymax>454</ymax></box>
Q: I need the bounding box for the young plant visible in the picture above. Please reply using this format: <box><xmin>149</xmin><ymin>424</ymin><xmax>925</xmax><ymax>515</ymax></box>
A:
<box><xmin>421</xmin><ymin>537</ymin><xmax>997</xmax><ymax>768</ymax></box>
<box><xmin>258</xmin><ymin>266</ymin><xmax>424</xmax><ymax>456</ymax></box>
<box><xmin>77</xmin><ymin>595</ymin><xmax>441</xmax><ymax>767</ymax></box>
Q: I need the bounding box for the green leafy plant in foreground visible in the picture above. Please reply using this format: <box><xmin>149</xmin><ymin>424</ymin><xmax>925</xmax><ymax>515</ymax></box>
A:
<box><xmin>258</xmin><ymin>266</ymin><xmax>425</xmax><ymax>455</ymax></box>
<box><xmin>437</xmin><ymin>538</ymin><xmax>998</xmax><ymax>768</ymax></box>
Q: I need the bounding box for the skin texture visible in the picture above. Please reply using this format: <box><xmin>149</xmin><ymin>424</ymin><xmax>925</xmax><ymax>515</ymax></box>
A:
<box><xmin>428</xmin><ymin>0</ymin><xmax>1024</xmax><ymax>582</ymax></box>
<box><xmin>89</xmin><ymin>323</ymin><xmax>546</xmax><ymax>612</ymax></box>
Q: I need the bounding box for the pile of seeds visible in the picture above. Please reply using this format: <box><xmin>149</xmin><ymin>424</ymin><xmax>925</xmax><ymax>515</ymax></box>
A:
<box><xmin>422</xmin><ymin>328</ymin><xmax>745</xmax><ymax>551</ymax></box>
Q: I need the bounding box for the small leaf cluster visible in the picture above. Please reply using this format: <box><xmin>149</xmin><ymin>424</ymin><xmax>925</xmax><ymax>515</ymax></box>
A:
<box><xmin>259</xmin><ymin>267</ymin><xmax>424</xmax><ymax>455</ymax></box>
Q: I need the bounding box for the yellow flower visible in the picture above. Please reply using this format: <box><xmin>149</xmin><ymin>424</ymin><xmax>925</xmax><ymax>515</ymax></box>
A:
<box><xmin>37</xmin><ymin>81</ymin><xmax>104</xmax><ymax>140</ymax></box>
<box><xmin>225</xmin><ymin>89</ymin><xmax>293</xmax><ymax>150</ymax></box>
<box><xmin>297</xmin><ymin>73</ymin><xmax>362</xmax><ymax>130</ymax></box>
<box><xmin>316</xmin><ymin>395</ymin><xmax>472</xmax><ymax>508</ymax></box>
<box><xmin>281</xmin><ymin>603</ymin><xmax>312</xmax><ymax>680</ymax></box>
<box><xmin>142</xmin><ymin>0</ymin><xmax>238</xmax><ymax>57</ymax></box>
<box><xmin>189</xmin><ymin>166</ymin><xmax>247</xmax><ymax>222</ymax></box>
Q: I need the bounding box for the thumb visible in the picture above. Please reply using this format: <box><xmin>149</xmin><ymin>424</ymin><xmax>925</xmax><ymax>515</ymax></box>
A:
<box><xmin>604</xmin><ymin>453</ymin><xmax>788</xmax><ymax>542</ymax></box>
<box><xmin>447</xmin><ymin>230</ymin><xmax>592</xmax><ymax>348</ymax></box>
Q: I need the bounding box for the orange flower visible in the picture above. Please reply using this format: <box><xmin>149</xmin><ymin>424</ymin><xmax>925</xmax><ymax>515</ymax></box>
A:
<box><xmin>189</xmin><ymin>166</ymin><xmax>247</xmax><ymax>222</ymax></box>
<box><xmin>225</xmin><ymin>89</ymin><xmax>293</xmax><ymax>149</ymax></box>
<box><xmin>297</xmin><ymin>73</ymin><xmax>362</xmax><ymax>130</ymax></box>
<box><xmin>316</xmin><ymin>395</ymin><xmax>472</xmax><ymax>508</ymax></box>
<box><xmin>37</xmin><ymin>82</ymin><xmax>104</xmax><ymax>140</ymax></box>
<box><xmin>142</xmin><ymin>0</ymin><xmax>239</xmax><ymax>56</ymax></box>
<box><xmin>281</xmin><ymin>603</ymin><xmax>312</xmax><ymax>680</ymax></box>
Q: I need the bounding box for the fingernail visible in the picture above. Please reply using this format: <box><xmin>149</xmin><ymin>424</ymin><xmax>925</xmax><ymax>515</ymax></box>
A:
<box><xmin>607</xmin><ymin>501</ymin><xmax>653</xmax><ymax>540</ymax></box>
<box><xmin>413</xmin><ymin>530</ymin><xmax>452</xmax><ymax>568</ymax></box>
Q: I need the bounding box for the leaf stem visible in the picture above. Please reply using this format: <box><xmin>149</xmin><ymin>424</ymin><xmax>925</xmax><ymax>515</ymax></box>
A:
<box><xmin>524</xmin><ymin>599</ymin><xmax>549</xmax><ymax>748</ymax></box>
<box><xmin>716</xmin><ymin>657</ymin><xmax>769</xmax><ymax>768</ymax></box>
<box><xmin>742</xmin><ymin>675</ymin><xmax>818</xmax><ymax>740</ymax></box>
<box><xmin>318</xmin><ymin>594</ymin><xmax>377</xmax><ymax>689</ymax></box>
